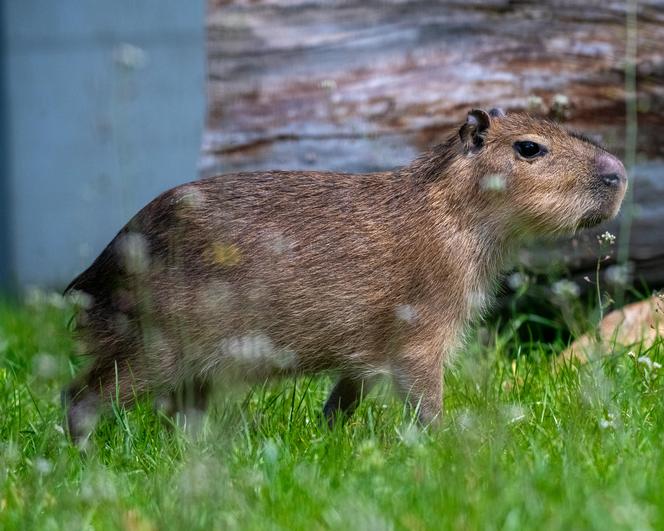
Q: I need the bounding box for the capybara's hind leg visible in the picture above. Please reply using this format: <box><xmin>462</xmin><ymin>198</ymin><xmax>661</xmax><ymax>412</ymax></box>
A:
<box><xmin>161</xmin><ymin>375</ymin><xmax>211</xmax><ymax>420</ymax></box>
<box><xmin>323</xmin><ymin>375</ymin><xmax>375</xmax><ymax>428</ymax></box>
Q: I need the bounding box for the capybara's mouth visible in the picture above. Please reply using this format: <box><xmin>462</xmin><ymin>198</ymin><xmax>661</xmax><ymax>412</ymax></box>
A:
<box><xmin>577</xmin><ymin>214</ymin><xmax>606</xmax><ymax>230</ymax></box>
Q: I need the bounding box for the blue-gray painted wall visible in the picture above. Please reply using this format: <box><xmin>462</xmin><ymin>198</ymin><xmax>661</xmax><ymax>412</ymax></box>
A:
<box><xmin>1</xmin><ymin>0</ymin><xmax>206</xmax><ymax>290</ymax></box>
<box><xmin>0</xmin><ymin>3</ymin><xmax>10</xmax><ymax>289</ymax></box>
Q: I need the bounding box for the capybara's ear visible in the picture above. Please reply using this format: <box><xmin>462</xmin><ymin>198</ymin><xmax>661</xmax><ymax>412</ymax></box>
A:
<box><xmin>459</xmin><ymin>109</ymin><xmax>491</xmax><ymax>152</ymax></box>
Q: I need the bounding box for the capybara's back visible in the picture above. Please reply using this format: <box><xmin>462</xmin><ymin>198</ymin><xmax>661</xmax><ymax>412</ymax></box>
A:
<box><xmin>63</xmin><ymin>110</ymin><xmax>627</xmax><ymax>442</ymax></box>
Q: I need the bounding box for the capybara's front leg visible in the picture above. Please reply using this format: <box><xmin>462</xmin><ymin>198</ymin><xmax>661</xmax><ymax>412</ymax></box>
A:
<box><xmin>392</xmin><ymin>339</ymin><xmax>445</xmax><ymax>427</ymax></box>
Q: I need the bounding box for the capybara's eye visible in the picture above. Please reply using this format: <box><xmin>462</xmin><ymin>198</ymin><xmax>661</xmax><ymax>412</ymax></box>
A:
<box><xmin>514</xmin><ymin>141</ymin><xmax>545</xmax><ymax>159</ymax></box>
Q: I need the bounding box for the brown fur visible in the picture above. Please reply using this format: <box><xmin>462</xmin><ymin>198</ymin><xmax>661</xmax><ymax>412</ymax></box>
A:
<box><xmin>62</xmin><ymin>110</ymin><xmax>626</xmax><ymax>441</ymax></box>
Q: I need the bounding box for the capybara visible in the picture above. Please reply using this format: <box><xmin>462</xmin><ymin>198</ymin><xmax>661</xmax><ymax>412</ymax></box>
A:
<box><xmin>62</xmin><ymin>109</ymin><xmax>627</xmax><ymax>441</ymax></box>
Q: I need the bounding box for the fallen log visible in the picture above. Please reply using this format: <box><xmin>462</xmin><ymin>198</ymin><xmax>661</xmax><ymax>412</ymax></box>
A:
<box><xmin>205</xmin><ymin>0</ymin><xmax>664</xmax><ymax>287</ymax></box>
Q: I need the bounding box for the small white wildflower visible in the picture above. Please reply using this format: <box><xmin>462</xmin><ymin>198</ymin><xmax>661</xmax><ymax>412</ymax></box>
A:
<box><xmin>604</xmin><ymin>263</ymin><xmax>633</xmax><ymax>287</ymax></box>
<box><xmin>81</xmin><ymin>469</ymin><xmax>118</xmax><ymax>502</ymax></box>
<box><xmin>637</xmin><ymin>355</ymin><xmax>659</xmax><ymax>370</ymax></box>
<box><xmin>174</xmin><ymin>187</ymin><xmax>204</xmax><ymax>209</ymax></box>
<box><xmin>178</xmin><ymin>459</ymin><xmax>219</xmax><ymax>499</ymax></box>
<box><xmin>113</xmin><ymin>43</ymin><xmax>148</xmax><ymax>70</ymax></box>
<box><xmin>598</xmin><ymin>231</ymin><xmax>616</xmax><ymax>245</ymax></box>
<box><xmin>505</xmin><ymin>404</ymin><xmax>527</xmax><ymax>424</ymax></box>
<box><xmin>627</xmin><ymin>351</ymin><xmax>636</xmax><ymax>359</ymax></box>
<box><xmin>552</xmin><ymin>93</ymin><xmax>570</xmax><ymax>108</ymax></box>
<box><xmin>507</xmin><ymin>272</ymin><xmax>527</xmax><ymax>291</ymax></box>
<box><xmin>66</xmin><ymin>290</ymin><xmax>93</xmax><ymax>310</ymax></box>
<box><xmin>262</xmin><ymin>439</ymin><xmax>279</xmax><ymax>465</ymax></box>
<box><xmin>2</xmin><ymin>442</ymin><xmax>19</xmax><ymax>464</ymax></box>
<box><xmin>25</xmin><ymin>287</ymin><xmax>70</xmax><ymax>309</ymax></box>
<box><xmin>480</xmin><ymin>173</ymin><xmax>506</xmax><ymax>192</ymax></box>
<box><xmin>395</xmin><ymin>304</ymin><xmax>418</xmax><ymax>324</ymax></box>
<box><xmin>25</xmin><ymin>286</ymin><xmax>45</xmax><ymax>306</ymax></box>
<box><xmin>34</xmin><ymin>457</ymin><xmax>52</xmax><ymax>475</ymax></box>
<box><xmin>46</xmin><ymin>292</ymin><xmax>68</xmax><ymax>309</ymax></box>
<box><xmin>266</xmin><ymin>232</ymin><xmax>294</xmax><ymax>254</ymax></box>
<box><xmin>219</xmin><ymin>331</ymin><xmax>297</xmax><ymax>370</ymax></box>
<box><xmin>320</xmin><ymin>79</ymin><xmax>337</xmax><ymax>90</ymax></box>
<box><xmin>53</xmin><ymin>424</ymin><xmax>65</xmax><ymax>436</ymax></box>
<box><xmin>118</xmin><ymin>232</ymin><xmax>150</xmax><ymax>274</ymax></box>
<box><xmin>527</xmin><ymin>95</ymin><xmax>544</xmax><ymax>111</ymax></box>
<box><xmin>33</xmin><ymin>352</ymin><xmax>58</xmax><ymax>380</ymax></box>
<box><xmin>273</xmin><ymin>348</ymin><xmax>297</xmax><ymax>370</ymax></box>
<box><xmin>551</xmin><ymin>279</ymin><xmax>580</xmax><ymax>300</ymax></box>
<box><xmin>456</xmin><ymin>409</ymin><xmax>476</xmax><ymax>432</ymax></box>
<box><xmin>398</xmin><ymin>423</ymin><xmax>421</xmax><ymax>447</ymax></box>
<box><xmin>357</xmin><ymin>439</ymin><xmax>384</xmax><ymax>467</ymax></box>
<box><xmin>599</xmin><ymin>413</ymin><xmax>617</xmax><ymax>430</ymax></box>
<box><xmin>221</xmin><ymin>333</ymin><xmax>274</xmax><ymax>361</ymax></box>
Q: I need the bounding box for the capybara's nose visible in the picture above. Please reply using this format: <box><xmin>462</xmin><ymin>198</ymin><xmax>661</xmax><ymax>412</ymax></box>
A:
<box><xmin>596</xmin><ymin>152</ymin><xmax>626</xmax><ymax>187</ymax></box>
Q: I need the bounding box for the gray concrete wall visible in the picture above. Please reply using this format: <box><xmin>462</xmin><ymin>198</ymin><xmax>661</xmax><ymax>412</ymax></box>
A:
<box><xmin>1</xmin><ymin>0</ymin><xmax>206</xmax><ymax>290</ymax></box>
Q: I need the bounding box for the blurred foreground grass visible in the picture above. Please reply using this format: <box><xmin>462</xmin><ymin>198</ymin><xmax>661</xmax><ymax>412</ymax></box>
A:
<box><xmin>1</xmin><ymin>293</ymin><xmax>663</xmax><ymax>530</ymax></box>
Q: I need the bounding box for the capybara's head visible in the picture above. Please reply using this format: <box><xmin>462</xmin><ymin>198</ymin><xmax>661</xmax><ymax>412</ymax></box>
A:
<box><xmin>456</xmin><ymin>109</ymin><xmax>627</xmax><ymax>237</ymax></box>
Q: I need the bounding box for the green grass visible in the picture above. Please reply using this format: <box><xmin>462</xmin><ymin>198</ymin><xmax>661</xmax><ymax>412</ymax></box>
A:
<box><xmin>1</xmin><ymin>292</ymin><xmax>663</xmax><ymax>530</ymax></box>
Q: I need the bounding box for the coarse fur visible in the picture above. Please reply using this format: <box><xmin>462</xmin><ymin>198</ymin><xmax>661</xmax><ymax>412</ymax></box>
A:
<box><xmin>62</xmin><ymin>110</ymin><xmax>627</xmax><ymax>442</ymax></box>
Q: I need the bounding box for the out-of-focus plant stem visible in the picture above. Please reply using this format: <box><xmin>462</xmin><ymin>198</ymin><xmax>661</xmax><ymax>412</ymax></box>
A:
<box><xmin>616</xmin><ymin>0</ymin><xmax>638</xmax><ymax>308</ymax></box>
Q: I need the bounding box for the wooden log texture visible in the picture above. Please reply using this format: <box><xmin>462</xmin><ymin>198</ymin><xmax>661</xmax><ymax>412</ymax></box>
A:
<box><xmin>204</xmin><ymin>0</ymin><xmax>664</xmax><ymax>287</ymax></box>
